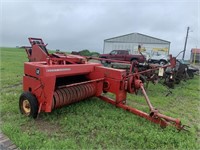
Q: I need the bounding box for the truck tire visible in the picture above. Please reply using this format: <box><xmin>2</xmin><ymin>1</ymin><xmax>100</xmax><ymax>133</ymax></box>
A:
<box><xmin>100</xmin><ymin>57</ymin><xmax>111</xmax><ymax>64</ymax></box>
<box><xmin>131</xmin><ymin>58</ymin><xmax>138</xmax><ymax>64</ymax></box>
<box><xmin>159</xmin><ymin>60</ymin><xmax>167</xmax><ymax>65</ymax></box>
<box><xmin>187</xmin><ymin>70</ymin><xmax>194</xmax><ymax>78</ymax></box>
<box><xmin>99</xmin><ymin>57</ymin><xmax>106</xmax><ymax>64</ymax></box>
<box><xmin>19</xmin><ymin>92</ymin><xmax>39</xmax><ymax>118</ymax></box>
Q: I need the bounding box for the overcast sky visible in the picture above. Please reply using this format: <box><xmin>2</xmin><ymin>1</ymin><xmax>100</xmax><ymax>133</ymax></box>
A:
<box><xmin>0</xmin><ymin>0</ymin><xmax>199</xmax><ymax>59</ymax></box>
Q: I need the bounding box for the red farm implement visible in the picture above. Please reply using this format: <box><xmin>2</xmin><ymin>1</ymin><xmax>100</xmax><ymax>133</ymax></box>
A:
<box><xmin>19</xmin><ymin>38</ymin><xmax>188</xmax><ymax>131</ymax></box>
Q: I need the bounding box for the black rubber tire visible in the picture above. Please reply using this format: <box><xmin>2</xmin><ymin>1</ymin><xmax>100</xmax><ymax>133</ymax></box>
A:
<box><xmin>19</xmin><ymin>92</ymin><xmax>39</xmax><ymax>118</ymax></box>
<box><xmin>100</xmin><ymin>57</ymin><xmax>111</xmax><ymax>64</ymax></box>
<box><xmin>175</xmin><ymin>78</ymin><xmax>181</xmax><ymax>84</ymax></box>
<box><xmin>131</xmin><ymin>58</ymin><xmax>138</xmax><ymax>63</ymax></box>
<box><xmin>159</xmin><ymin>60</ymin><xmax>167</xmax><ymax>65</ymax></box>
<box><xmin>100</xmin><ymin>57</ymin><xmax>106</xmax><ymax>64</ymax></box>
<box><xmin>187</xmin><ymin>70</ymin><xmax>194</xmax><ymax>79</ymax></box>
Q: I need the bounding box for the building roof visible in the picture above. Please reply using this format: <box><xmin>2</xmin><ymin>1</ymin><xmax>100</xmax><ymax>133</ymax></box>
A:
<box><xmin>191</xmin><ymin>48</ymin><xmax>200</xmax><ymax>54</ymax></box>
<box><xmin>104</xmin><ymin>32</ymin><xmax>170</xmax><ymax>44</ymax></box>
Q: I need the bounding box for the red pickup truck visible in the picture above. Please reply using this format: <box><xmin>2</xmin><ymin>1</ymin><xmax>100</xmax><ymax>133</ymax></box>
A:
<box><xmin>99</xmin><ymin>50</ymin><xmax>146</xmax><ymax>63</ymax></box>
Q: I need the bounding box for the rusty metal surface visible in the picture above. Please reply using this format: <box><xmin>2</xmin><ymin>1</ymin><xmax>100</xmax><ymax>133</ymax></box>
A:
<box><xmin>0</xmin><ymin>133</ymin><xmax>18</xmax><ymax>150</ymax></box>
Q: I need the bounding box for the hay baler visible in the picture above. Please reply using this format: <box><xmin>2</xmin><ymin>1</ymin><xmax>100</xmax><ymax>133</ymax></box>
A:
<box><xmin>19</xmin><ymin>38</ymin><xmax>187</xmax><ymax>131</ymax></box>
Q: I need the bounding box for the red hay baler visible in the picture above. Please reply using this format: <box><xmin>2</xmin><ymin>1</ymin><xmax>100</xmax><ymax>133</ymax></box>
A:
<box><xmin>19</xmin><ymin>38</ymin><xmax>187</xmax><ymax>131</ymax></box>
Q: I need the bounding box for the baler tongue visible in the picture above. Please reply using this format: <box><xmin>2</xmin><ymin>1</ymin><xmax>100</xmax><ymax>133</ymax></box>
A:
<box><xmin>140</xmin><ymin>83</ymin><xmax>188</xmax><ymax>131</ymax></box>
<box><xmin>149</xmin><ymin>110</ymin><xmax>190</xmax><ymax>131</ymax></box>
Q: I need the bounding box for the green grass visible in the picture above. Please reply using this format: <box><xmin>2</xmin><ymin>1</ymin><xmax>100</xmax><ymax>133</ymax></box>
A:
<box><xmin>0</xmin><ymin>47</ymin><xmax>200</xmax><ymax>149</ymax></box>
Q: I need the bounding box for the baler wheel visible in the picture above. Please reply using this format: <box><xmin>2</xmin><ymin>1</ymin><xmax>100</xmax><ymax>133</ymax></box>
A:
<box><xmin>19</xmin><ymin>92</ymin><xmax>38</xmax><ymax>118</ymax></box>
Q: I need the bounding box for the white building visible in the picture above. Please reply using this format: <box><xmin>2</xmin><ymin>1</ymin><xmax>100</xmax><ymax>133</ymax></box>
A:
<box><xmin>103</xmin><ymin>33</ymin><xmax>170</xmax><ymax>56</ymax></box>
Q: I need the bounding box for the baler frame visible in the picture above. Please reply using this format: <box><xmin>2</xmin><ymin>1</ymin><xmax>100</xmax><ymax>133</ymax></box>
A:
<box><xmin>19</xmin><ymin>37</ymin><xmax>188</xmax><ymax>132</ymax></box>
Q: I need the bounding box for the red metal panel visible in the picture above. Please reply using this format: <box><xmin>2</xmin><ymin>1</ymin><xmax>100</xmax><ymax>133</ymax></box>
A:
<box><xmin>24</xmin><ymin>62</ymin><xmax>102</xmax><ymax>78</ymax></box>
<box><xmin>40</xmin><ymin>76</ymin><xmax>56</xmax><ymax>112</ymax></box>
<box><xmin>94</xmin><ymin>66</ymin><xmax>126</xmax><ymax>80</ymax></box>
<box><xmin>23</xmin><ymin>75</ymin><xmax>56</xmax><ymax>112</ymax></box>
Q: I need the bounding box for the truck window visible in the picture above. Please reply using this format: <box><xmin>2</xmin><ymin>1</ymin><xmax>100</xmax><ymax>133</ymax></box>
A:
<box><xmin>117</xmin><ymin>51</ymin><xmax>122</xmax><ymax>54</ymax></box>
<box><xmin>124</xmin><ymin>51</ymin><xmax>129</xmax><ymax>55</ymax></box>
<box><xmin>118</xmin><ymin>51</ymin><xmax>122</xmax><ymax>54</ymax></box>
<box><xmin>119</xmin><ymin>51</ymin><xmax>128</xmax><ymax>55</ymax></box>
<box><xmin>110</xmin><ymin>50</ymin><xmax>117</xmax><ymax>55</ymax></box>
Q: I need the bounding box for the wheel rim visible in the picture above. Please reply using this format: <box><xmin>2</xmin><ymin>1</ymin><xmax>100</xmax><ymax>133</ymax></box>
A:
<box><xmin>160</xmin><ymin>61</ymin><xmax>165</xmax><ymax>65</ymax></box>
<box><xmin>22</xmin><ymin>99</ymin><xmax>31</xmax><ymax>115</ymax></box>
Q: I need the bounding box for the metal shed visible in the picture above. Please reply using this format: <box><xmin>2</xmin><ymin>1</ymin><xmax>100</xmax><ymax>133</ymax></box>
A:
<box><xmin>190</xmin><ymin>48</ymin><xmax>200</xmax><ymax>63</ymax></box>
<box><xmin>103</xmin><ymin>33</ymin><xmax>170</xmax><ymax>55</ymax></box>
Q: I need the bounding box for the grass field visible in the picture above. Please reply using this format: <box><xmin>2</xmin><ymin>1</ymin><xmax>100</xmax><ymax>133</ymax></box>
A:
<box><xmin>0</xmin><ymin>47</ymin><xmax>200</xmax><ymax>149</ymax></box>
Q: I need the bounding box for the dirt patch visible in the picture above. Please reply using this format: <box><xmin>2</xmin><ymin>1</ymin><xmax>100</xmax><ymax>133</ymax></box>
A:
<box><xmin>21</xmin><ymin>118</ymin><xmax>62</xmax><ymax>136</ymax></box>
